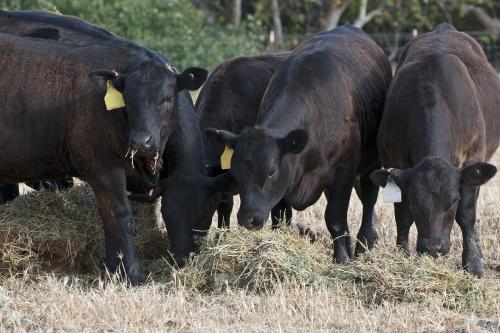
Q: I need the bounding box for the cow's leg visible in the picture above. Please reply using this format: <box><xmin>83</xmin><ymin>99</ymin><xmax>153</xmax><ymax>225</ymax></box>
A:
<box><xmin>325</xmin><ymin>167</ymin><xmax>356</xmax><ymax>263</ymax></box>
<box><xmin>88</xmin><ymin>168</ymin><xmax>144</xmax><ymax>285</ymax></box>
<box><xmin>354</xmin><ymin>173</ymin><xmax>379</xmax><ymax>256</ymax></box>
<box><xmin>0</xmin><ymin>184</ymin><xmax>19</xmax><ymax>204</ymax></box>
<box><xmin>394</xmin><ymin>202</ymin><xmax>414</xmax><ymax>254</ymax></box>
<box><xmin>217</xmin><ymin>197</ymin><xmax>233</xmax><ymax>228</ymax></box>
<box><xmin>456</xmin><ymin>185</ymin><xmax>483</xmax><ymax>277</ymax></box>
<box><xmin>271</xmin><ymin>198</ymin><xmax>292</xmax><ymax>229</ymax></box>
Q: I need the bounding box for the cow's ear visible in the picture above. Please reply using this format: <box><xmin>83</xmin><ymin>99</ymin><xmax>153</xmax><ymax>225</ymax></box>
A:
<box><xmin>278</xmin><ymin>129</ymin><xmax>308</xmax><ymax>155</ymax></box>
<box><xmin>207</xmin><ymin>173</ymin><xmax>237</xmax><ymax>193</ymax></box>
<box><xmin>176</xmin><ymin>67</ymin><xmax>208</xmax><ymax>91</ymax></box>
<box><xmin>88</xmin><ymin>69</ymin><xmax>125</xmax><ymax>93</ymax></box>
<box><xmin>370</xmin><ymin>168</ymin><xmax>406</xmax><ymax>188</ymax></box>
<box><xmin>370</xmin><ymin>169</ymin><xmax>390</xmax><ymax>187</ymax></box>
<box><xmin>461</xmin><ymin>162</ymin><xmax>497</xmax><ymax>186</ymax></box>
<box><xmin>205</xmin><ymin>128</ymin><xmax>239</xmax><ymax>147</ymax></box>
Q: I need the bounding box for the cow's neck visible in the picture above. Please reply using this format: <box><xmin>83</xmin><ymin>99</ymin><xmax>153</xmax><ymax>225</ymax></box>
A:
<box><xmin>164</xmin><ymin>96</ymin><xmax>206</xmax><ymax>177</ymax></box>
<box><xmin>259</xmin><ymin>97</ymin><xmax>305</xmax><ymax>138</ymax></box>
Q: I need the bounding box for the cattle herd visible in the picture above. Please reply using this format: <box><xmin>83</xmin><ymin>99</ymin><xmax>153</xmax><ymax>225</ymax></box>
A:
<box><xmin>0</xmin><ymin>11</ymin><xmax>498</xmax><ymax>285</ymax></box>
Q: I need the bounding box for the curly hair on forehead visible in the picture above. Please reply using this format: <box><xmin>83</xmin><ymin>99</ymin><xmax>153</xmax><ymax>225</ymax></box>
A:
<box><xmin>231</xmin><ymin>128</ymin><xmax>276</xmax><ymax>163</ymax></box>
<box><xmin>416</xmin><ymin>158</ymin><xmax>459</xmax><ymax>195</ymax></box>
<box><xmin>129</xmin><ymin>60</ymin><xmax>172</xmax><ymax>83</ymax></box>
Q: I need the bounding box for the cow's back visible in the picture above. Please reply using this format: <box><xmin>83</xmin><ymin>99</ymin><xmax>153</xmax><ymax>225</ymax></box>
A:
<box><xmin>259</xmin><ymin>25</ymin><xmax>392</xmax><ymax>154</ymax></box>
<box><xmin>0</xmin><ymin>32</ymin><xmax>132</xmax><ymax>182</ymax></box>
<box><xmin>197</xmin><ymin>54</ymin><xmax>288</xmax><ymax>166</ymax></box>
<box><xmin>197</xmin><ymin>54</ymin><xmax>288</xmax><ymax>133</ymax></box>
<box><xmin>388</xmin><ymin>23</ymin><xmax>500</xmax><ymax>162</ymax></box>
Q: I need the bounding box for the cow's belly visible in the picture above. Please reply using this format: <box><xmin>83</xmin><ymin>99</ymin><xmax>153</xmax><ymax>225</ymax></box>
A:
<box><xmin>0</xmin><ymin>114</ymin><xmax>72</xmax><ymax>182</ymax></box>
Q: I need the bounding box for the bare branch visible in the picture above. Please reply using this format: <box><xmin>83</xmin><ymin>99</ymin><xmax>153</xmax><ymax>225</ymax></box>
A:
<box><xmin>462</xmin><ymin>5</ymin><xmax>500</xmax><ymax>33</ymax></box>
<box><xmin>354</xmin><ymin>0</ymin><xmax>385</xmax><ymax>28</ymax></box>
<box><xmin>438</xmin><ymin>1</ymin><xmax>500</xmax><ymax>33</ymax></box>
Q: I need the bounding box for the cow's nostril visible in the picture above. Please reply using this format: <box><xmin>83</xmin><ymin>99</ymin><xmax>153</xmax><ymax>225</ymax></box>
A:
<box><xmin>130</xmin><ymin>132</ymin><xmax>154</xmax><ymax>151</ymax></box>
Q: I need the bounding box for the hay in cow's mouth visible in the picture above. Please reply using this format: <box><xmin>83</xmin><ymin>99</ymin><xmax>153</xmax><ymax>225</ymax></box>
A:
<box><xmin>126</xmin><ymin>148</ymin><xmax>162</xmax><ymax>177</ymax></box>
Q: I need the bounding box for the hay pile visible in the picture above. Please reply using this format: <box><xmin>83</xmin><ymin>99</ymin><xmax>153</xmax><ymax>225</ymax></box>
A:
<box><xmin>0</xmin><ymin>187</ymin><xmax>496</xmax><ymax>314</ymax></box>
<box><xmin>0</xmin><ymin>184</ymin><xmax>168</xmax><ymax>275</ymax></box>
<box><xmin>330</xmin><ymin>247</ymin><xmax>495</xmax><ymax>312</ymax></box>
<box><xmin>171</xmin><ymin>228</ymin><xmax>332</xmax><ymax>292</ymax></box>
<box><xmin>171</xmin><ymin>228</ymin><xmax>496</xmax><ymax>313</ymax></box>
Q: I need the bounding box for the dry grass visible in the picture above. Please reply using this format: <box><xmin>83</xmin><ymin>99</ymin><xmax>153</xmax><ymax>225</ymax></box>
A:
<box><xmin>0</xmin><ymin>152</ymin><xmax>498</xmax><ymax>332</ymax></box>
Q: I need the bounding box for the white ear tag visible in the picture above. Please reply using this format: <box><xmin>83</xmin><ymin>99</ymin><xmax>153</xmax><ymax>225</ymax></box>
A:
<box><xmin>383</xmin><ymin>179</ymin><xmax>402</xmax><ymax>203</ymax></box>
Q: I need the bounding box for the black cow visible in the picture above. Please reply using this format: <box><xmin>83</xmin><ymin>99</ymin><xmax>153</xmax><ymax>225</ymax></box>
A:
<box><xmin>130</xmin><ymin>89</ymin><xmax>231</xmax><ymax>267</ymax></box>
<box><xmin>196</xmin><ymin>54</ymin><xmax>290</xmax><ymax>228</ymax></box>
<box><xmin>370</xmin><ymin>24</ymin><xmax>499</xmax><ymax>277</ymax></box>
<box><xmin>206</xmin><ymin>26</ymin><xmax>392</xmax><ymax>262</ymax></box>
<box><xmin>0</xmin><ymin>184</ymin><xmax>19</xmax><ymax>203</ymax></box>
<box><xmin>156</xmin><ymin>92</ymin><xmax>231</xmax><ymax>266</ymax></box>
<box><xmin>0</xmin><ymin>12</ymin><xmax>207</xmax><ymax>284</ymax></box>
<box><xmin>0</xmin><ymin>10</ymin><xmax>223</xmax><ymax>268</ymax></box>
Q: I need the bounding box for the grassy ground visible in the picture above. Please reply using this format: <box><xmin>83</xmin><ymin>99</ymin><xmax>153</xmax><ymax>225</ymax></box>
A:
<box><xmin>0</xmin><ymin>152</ymin><xmax>498</xmax><ymax>332</ymax></box>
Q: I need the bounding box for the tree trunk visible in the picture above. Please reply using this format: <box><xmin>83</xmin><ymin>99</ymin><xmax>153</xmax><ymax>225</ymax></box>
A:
<box><xmin>190</xmin><ymin>0</ymin><xmax>217</xmax><ymax>24</ymax></box>
<box><xmin>323</xmin><ymin>0</ymin><xmax>354</xmax><ymax>30</ymax></box>
<box><xmin>270</xmin><ymin>0</ymin><xmax>283</xmax><ymax>47</ymax></box>
<box><xmin>226</xmin><ymin>0</ymin><xmax>242</xmax><ymax>26</ymax></box>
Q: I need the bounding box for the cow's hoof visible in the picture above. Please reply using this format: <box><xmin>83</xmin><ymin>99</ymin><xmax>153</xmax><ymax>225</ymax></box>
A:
<box><xmin>464</xmin><ymin>257</ymin><xmax>483</xmax><ymax>278</ymax></box>
<box><xmin>354</xmin><ymin>229</ymin><xmax>378</xmax><ymax>256</ymax></box>
<box><xmin>333</xmin><ymin>249</ymin><xmax>350</xmax><ymax>264</ymax></box>
<box><xmin>127</xmin><ymin>262</ymin><xmax>146</xmax><ymax>286</ymax></box>
<box><xmin>354</xmin><ymin>242</ymin><xmax>368</xmax><ymax>257</ymax></box>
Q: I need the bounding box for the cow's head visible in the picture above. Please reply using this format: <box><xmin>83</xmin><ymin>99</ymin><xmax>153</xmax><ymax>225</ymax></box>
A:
<box><xmin>89</xmin><ymin>62</ymin><xmax>207</xmax><ymax>158</ymax></box>
<box><xmin>161</xmin><ymin>172</ymin><xmax>235</xmax><ymax>266</ymax></box>
<box><xmin>370</xmin><ymin>157</ymin><xmax>496</xmax><ymax>256</ymax></box>
<box><xmin>205</xmin><ymin>127</ymin><xmax>308</xmax><ymax>230</ymax></box>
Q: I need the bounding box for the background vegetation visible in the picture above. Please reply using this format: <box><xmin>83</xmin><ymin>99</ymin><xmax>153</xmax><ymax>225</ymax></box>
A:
<box><xmin>2</xmin><ymin>0</ymin><xmax>500</xmax><ymax>69</ymax></box>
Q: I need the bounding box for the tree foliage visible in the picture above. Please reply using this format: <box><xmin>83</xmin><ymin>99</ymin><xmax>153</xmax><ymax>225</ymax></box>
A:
<box><xmin>1</xmin><ymin>0</ymin><xmax>500</xmax><ymax>69</ymax></box>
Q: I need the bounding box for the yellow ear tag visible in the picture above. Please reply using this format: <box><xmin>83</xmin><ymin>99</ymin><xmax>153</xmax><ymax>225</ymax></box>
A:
<box><xmin>220</xmin><ymin>145</ymin><xmax>233</xmax><ymax>170</ymax></box>
<box><xmin>104</xmin><ymin>80</ymin><xmax>125</xmax><ymax>111</ymax></box>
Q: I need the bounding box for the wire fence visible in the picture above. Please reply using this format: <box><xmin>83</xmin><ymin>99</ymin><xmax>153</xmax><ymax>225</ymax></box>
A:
<box><xmin>369</xmin><ymin>31</ymin><xmax>500</xmax><ymax>68</ymax></box>
<box><xmin>269</xmin><ymin>31</ymin><xmax>500</xmax><ymax>69</ymax></box>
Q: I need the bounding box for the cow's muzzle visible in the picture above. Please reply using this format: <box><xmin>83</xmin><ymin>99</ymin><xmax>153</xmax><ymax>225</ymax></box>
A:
<box><xmin>129</xmin><ymin>131</ymin><xmax>155</xmax><ymax>155</ymax></box>
<box><xmin>416</xmin><ymin>237</ymin><xmax>451</xmax><ymax>257</ymax></box>
<box><xmin>237</xmin><ymin>210</ymin><xmax>267</xmax><ymax>230</ymax></box>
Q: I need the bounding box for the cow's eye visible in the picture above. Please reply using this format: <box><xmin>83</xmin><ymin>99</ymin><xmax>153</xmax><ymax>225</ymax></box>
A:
<box><xmin>268</xmin><ymin>168</ymin><xmax>277</xmax><ymax>178</ymax></box>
